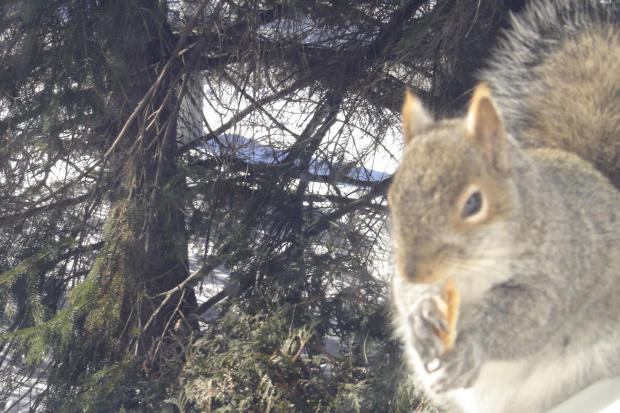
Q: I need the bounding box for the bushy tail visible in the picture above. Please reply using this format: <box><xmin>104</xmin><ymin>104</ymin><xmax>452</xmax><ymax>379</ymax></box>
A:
<box><xmin>480</xmin><ymin>0</ymin><xmax>620</xmax><ymax>186</ymax></box>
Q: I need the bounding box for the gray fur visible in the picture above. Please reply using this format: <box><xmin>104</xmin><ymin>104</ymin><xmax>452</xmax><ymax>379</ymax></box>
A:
<box><xmin>480</xmin><ymin>0</ymin><xmax>618</xmax><ymax>141</ymax></box>
<box><xmin>390</xmin><ymin>1</ymin><xmax>620</xmax><ymax>412</ymax></box>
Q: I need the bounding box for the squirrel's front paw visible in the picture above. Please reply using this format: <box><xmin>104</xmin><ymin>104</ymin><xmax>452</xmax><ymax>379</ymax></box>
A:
<box><xmin>430</xmin><ymin>336</ymin><xmax>482</xmax><ymax>392</ymax></box>
<box><xmin>407</xmin><ymin>294</ymin><xmax>483</xmax><ymax>392</ymax></box>
<box><xmin>407</xmin><ymin>294</ymin><xmax>449</xmax><ymax>367</ymax></box>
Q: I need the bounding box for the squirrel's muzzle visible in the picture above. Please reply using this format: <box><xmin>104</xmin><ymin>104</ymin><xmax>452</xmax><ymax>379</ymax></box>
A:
<box><xmin>396</xmin><ymin>253</ymin><xmax>448</xmax><ymax>284</ymax></box>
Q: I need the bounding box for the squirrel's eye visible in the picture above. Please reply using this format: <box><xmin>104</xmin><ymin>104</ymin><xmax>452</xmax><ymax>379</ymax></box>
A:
<box><xmin>462</xmin><ymin>191</ymin><xmax>482</xmax><ymax>219</ymax></box>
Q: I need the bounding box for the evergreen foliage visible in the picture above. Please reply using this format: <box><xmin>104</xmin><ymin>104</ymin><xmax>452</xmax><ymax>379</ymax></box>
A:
<box><xmin>0</xmin><ymin>0</ymin><xmax>523</xmax><ymax>411</ymax></box>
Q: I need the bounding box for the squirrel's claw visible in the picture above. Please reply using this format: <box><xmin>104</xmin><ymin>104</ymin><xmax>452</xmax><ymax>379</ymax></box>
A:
<box><xmin>409</xmin><ymin>294</ymin><xmax>449</xmax><ymax>365</ymax></box>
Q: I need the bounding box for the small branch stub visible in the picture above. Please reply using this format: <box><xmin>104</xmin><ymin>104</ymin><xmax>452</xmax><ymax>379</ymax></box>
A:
<box><xmin>434</xmin><ymin>277</ymin><xmax>461</xmax><ymax>354</ymax></box>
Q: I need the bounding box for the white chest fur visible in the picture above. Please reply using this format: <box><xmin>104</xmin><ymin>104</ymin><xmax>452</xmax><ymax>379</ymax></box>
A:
<box><xmin>435</xmin><ymin>348</ymin><xmax>595</xmax><ymax>413</ymax></box>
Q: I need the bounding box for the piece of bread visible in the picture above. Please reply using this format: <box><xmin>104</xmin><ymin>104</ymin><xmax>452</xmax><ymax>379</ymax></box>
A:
<box><xmin>433</xmin><ymin>277</ymin><xmax>461</xmax><ymax>354</ymax></box>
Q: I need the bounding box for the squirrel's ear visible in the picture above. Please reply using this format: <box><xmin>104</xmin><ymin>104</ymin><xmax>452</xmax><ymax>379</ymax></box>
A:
<box><xmin>402</xmin><ymin>89</ymin><xmax>433</xmax><ymax>144</ymax></box>
<box><xmin>466</xmin><ymin>83</ymin><xmax>509</xmax><ymax>175</ymax></box>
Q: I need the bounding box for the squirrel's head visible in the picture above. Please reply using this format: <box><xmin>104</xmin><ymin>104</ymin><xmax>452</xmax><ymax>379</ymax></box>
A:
<box><xmin>388</xmin><ymin>83</ymin><xmax>518</xmax><ymax>285</ymax></box>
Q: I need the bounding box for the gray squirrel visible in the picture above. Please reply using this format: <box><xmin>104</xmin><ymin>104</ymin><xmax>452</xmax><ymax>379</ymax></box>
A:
<box><xmin>388</xmin><ymin>1</ymin><xmax>620</xmax><ymax>412</ymax></box>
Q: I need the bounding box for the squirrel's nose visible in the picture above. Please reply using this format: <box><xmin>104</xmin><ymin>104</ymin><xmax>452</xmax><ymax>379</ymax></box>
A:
<box><xmin>397</xmin><ymin>254</ymin><xmax>446</xmax><ymax>284</ymax></box>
